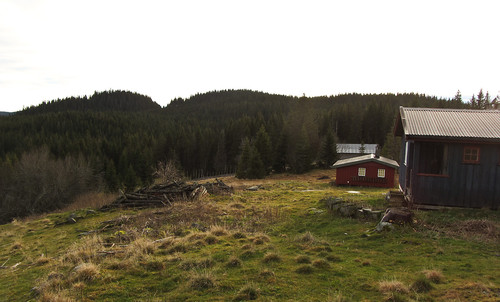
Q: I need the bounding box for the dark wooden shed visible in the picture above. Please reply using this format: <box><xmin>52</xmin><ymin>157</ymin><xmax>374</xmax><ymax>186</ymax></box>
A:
<box><xmin>395</xmin><ymin>107</ymin><xmax>500</xmax><ymax>208</ymax></box>
<box><xmin>332</xmin><ymin>154</ymin><xmax>399</xmax><ymax>188</ymax></box>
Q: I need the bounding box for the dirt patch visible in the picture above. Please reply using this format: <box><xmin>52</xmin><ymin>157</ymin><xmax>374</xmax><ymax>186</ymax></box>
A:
<box><xmin>450</xmin><ymin>219</ymin><xmax>500</xmax><ymax>242</ymax></box>
<box><xmin>426</xmin><ymin>219</ymin><xmax>500</xmax><ymax>243</ymax></box>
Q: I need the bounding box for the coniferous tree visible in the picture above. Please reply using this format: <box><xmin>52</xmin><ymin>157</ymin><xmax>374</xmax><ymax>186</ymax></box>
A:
<box><xmin>292</xmin><ymin>126</ymin><xmax>312</xmax><ymax>174</ymax></box>
<box><xmin>236</xmin><ymin>138</ymin><xmax>252</xmax><ymax>179</ymax></box>
<box><xmin>318</xmin><ymin>130</ymin><xmax>338</xmax><ymax>167</ymax></box>
<box><xmin>272</xmin><ymin>131</ymin><xmax>288</xmax><ymax>173</ymax></box>
<box><xmin>254</xmin><ymin>126</ymin><xmax>273</xmax><ymax>173</ymax></box>
<box><xmin>248</xmin><ymin>145</ymin><xmax>266</xmax><ymax>179</ymax></box>
<box><xmin>359</xmin><ymin>141</ymin><xmax>366</xmax><ymax>154</ymax></box>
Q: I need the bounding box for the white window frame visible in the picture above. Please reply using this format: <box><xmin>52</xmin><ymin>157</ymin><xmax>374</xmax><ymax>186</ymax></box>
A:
<box><xmin>358</xmin><ymin>167</ymin><xmax>366</xmax><ymax>177</ymax></box>
<box><xmin>377</xmin><ymin>168</ymin><xmax>386</xmax><ymax>178</ymax></box>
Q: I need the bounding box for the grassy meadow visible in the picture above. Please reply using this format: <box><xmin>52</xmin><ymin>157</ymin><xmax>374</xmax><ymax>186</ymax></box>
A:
<box><xmin>0</xmin><ymin>170</ymin><xmax>498</xmax><ymax>301</ymax></box>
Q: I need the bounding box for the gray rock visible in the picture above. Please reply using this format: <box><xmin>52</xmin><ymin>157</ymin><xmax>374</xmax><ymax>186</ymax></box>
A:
<box><xmin>246</xmin><ymin>186</ymin><xmax>260</xmax><ymax>191</ymax></box>
<box><xmin>375</xmin><ymin>221</ymin><xmax>394</xmax><ymax>232</ymax></box>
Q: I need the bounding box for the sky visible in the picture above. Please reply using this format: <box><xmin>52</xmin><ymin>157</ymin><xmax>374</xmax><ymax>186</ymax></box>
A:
<box><xmin>1</xmin><ymin>0</ymin><xmax>499</xmax><ymax>112</ymax></box>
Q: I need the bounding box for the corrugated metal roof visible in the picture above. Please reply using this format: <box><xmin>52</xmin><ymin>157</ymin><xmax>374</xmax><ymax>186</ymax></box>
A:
<box><xmin>399</xmin><ymin>107</ymin><xmax>500</xmax><ymax>141</ymax></box>
<box><xmin>336</xmin><ymin>143</ymin><xmax>378</xmax><ymax>154</ymax></box>
<box><xmin>332</xmin><ymin>154</ymin><xmax>399</xmax><ymax>169</ymax></box>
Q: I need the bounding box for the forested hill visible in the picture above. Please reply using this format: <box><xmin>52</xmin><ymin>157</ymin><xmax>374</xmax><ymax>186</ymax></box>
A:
<box><xmin>19</xmin><ymin>90</ymin><xmax>161</xmax><ymax>114</ymax></box>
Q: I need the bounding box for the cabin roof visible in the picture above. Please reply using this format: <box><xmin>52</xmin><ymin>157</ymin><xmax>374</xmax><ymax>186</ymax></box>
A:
<box><xmin>336</xmin><ymin>143</ymin><xmax>378</xmax><ymax>154</ymax></box>
<box><xmin>332</xmin><ymin>154</ymin><xmax>399</xmax><ymax>169</ymax></box>
<box><xmin>395</xmin><ymin>107</ymin><xmax>500</xmax><ymax>142</ymax></box>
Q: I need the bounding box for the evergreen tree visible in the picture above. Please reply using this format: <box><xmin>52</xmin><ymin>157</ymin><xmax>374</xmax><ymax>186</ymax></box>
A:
<box><xmin>236</xmin><ymin>138</ymin><xmax>252</xmax><ymax>179</ymax></box>
<box><xmin>318</xmin><ymin>130</ymin><xmax>338</xmax><ymax>167</ymax></box>
<box><xmin>292</xmin><ymin>126</ymin><xmax>312</xmax><ymax>174</ymax></box>
<box><xmin>359</xmin><ymin>142</ymin><xmax>366</xmax><ymax>154</ymax></box>
<box><xmin>254</xmin><ymin>126</ymin><xmax>273</xmax><ymax>173</ymax></box>
<box><xmin>380</xmin><ymin>132</ymin><xmax>400</xmax><ymax>160</ymax></box>
<box><xmin>477</xmin><ymin>89</ymin><xmax>485</xmax><ymax>109</ymax></box>
<box><xmin>272</xmin><ymin>131</ymin><xmax>288</xmax><ymax>173</ymax></box>
<box><xmin>247</xmin><ymin>145</ymin><xmax>266</xmax><ymax>179</ymax></box>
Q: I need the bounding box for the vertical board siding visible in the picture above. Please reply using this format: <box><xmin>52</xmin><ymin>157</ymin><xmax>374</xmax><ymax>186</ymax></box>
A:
<box><xmin>409</xmin><ymin>143</ymin><xmax>499</xmax><ymax>208</ymax></box>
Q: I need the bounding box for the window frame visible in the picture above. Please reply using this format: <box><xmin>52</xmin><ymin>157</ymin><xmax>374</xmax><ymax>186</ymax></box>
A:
<box><xmin>377</xmin><ymin>168</ymin><xmax>386</xmax><ymax>178</ymax></box>
<box><xmin>358</xmin><ymin>167</ymin><xmax>366</xmax><ymax>177</ymax></box>
<box><xmin>463</xmin><ymin>146</ymin><xmax>480</xmax><ymax>164</ymax></box>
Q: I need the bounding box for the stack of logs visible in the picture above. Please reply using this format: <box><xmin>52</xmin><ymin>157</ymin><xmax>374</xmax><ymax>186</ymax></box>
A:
<box><xmin>102</xmin><ymin>179</ymin><xmax>232</xmax><ymax>210</ymax></box>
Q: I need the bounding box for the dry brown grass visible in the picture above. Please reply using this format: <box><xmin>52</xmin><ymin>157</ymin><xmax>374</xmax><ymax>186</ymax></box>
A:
<box><xmin>35</xmin><ymin>254</ymin><xmax>52</xmax><ymax>266</ymax></box>
<box><xmin>62</xmin><ymin>192</ymin><xmax>117</xmax><ymax>212</ymax></box>
<box><xmin>312</xmin><ymin>259</ymin><xmax>330</xmax><ymax>269</ymax></box>
<box><xmin>210</xmin><ymin>225</ymin><xmax>229</xmax><ymax>236</ymax></box>
<box><xmin>39</xmin><ymin>291</ymin><xmax>75</xmax><ymax>302</ymax></box>
<box><xmin>296</xmin><ymin>231</ymin><xmax>316</xmax><ymax>245</ymax></box>
<box><xmin>378</xmin><ymin>280</ymin><xmax>409</xmax><ymax>294</ymax></box>
<box><xmin>262</xmin><ymin>252</ymin><xmax>281</xmax><ymax>263</ymax></box>
<box><xmin>422</xmin><ymin>269</ymin><xmax>444</xmax><ymax>283</ymax></box>
<box><xmin>189</xmin><ymin>270</ymin><xmax>217</xmax><ymax>290</ymax></box>
<box><xmin>125</xmin><ymin>237</ymin><xmax>156</xmax><ymax>259</ymax></box>
<box><xmin>71</xmin><ymin>262</ymin><xmax>100</xmax><ymax>282</ymax></box>
<box><xmin>63</xmin><ymin>235</ymin><xmax>103</xmax><ymax>264</ymax></box>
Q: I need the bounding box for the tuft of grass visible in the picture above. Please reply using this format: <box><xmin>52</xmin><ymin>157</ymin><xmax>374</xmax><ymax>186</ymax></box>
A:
<box><xmin>126</xmin><ymin>237</ymin><xmax>156</xmax><ymax>258</ymax></box>
<box><xmin>312</xmin><ymin>259</ymin><xmax>330</xmax><ymax>269</ymax></box>
<box><xmin>252</xmin><ymin>233</ymin><xmax>270</xmax><ymax>245</ymax></box>
<box><xmin>378</xmin><ymin>280</ymin><xmax>409</xmax><ymax>295</ymax></box>
<box><xmin>295</xmin><ymin>264</ymin><xmax>314</xmax><ymax>274</ymax></box>
<box><xmin>296</xmin><ymin>231</ymin><xmax>316</xmax><ymax>244</ymax></box>
<box><xmin>141</xmin><ymin>256</ymin><xmax>165</xmax><ymax>271</ymax></box>
<box><xmin>262</xmin><ymin>252</ymin><xmax>281</xmax><ymax>263</ymax></box>
<box><xmin>11</xmin><ymin>241</ymin><xmax>23</xmax><ymax>251</ymax></box>
<box><xmin>204</xmin><ymin>235</ymin><xmax>218</xmax><ymax>244</ymax></box>
<box><xmin>410</xmin><ymin>275</ymin><xmax>433</xmax><ymax>293</ymax></box>
<box><xmin>234</xmin><ymin>283</ymin><xmax>260</xmax><ymax>301</ymax></box>
<box><xmin>39</xmin><ymin>291</ymin><xmax>74</xmax><ymax>302</ymax></box>
<box><xmin>35</xmin><ymin>254</ymin><xmax>52</xmax><ymax>266</ymax></box>
<box><xmin>72</xmin><ymin>262</ymin><xmax>100</xmax><ymax>282</ymax></box>
<box><xmin>325</xmin><ymin>254</ymin><xmax>342</xmax><ymax>262</ymax></box>
<box><xmin>422</xmin><ymin>269</ymin><xmax>444</xmax><ymax>283</ymax></box>
<box><xmin>259</xmin><ymin>269</ymin><xmax>275</xmax><ymax>277</ymax></box>
<box><xmin>63</xmin><ymin>235</ymin><xmax>102</xmax><ymax>264</ymax></box>
<box><xmin>189</xmin><ymin>270</ymin><xmax>217</xmax><ymax>290</ymax></box>
<box><xmin>226</xmin><ymin>256</ymin><xmax>242</xmax><ymax>268</ymax></box>
<box><xmin>210</xmin><ymin>225</ymin><xmax>229</xmax><ymax>236</ymax></box>
<box><xmin>232</xmin><ymin>231</ymin><xmax>247</xmax><ymax>239</ymax></box>
<box><xmin>295</xmin><ymin>255</ymin><xmax>311</xmax><ymax>264</ymax></box>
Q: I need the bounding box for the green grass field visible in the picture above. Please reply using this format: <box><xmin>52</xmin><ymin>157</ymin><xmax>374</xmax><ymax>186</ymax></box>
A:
<box><xmin>1</xmin><ymin>170</ymin><xmax>498</xmax><ymax>301</ymax></box>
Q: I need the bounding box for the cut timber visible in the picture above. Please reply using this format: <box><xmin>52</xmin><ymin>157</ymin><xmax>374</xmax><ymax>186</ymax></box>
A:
<box><xmin>101</xmin><ymin>179</ymin><xmax>232</xmax><ymax>210</ymax></box>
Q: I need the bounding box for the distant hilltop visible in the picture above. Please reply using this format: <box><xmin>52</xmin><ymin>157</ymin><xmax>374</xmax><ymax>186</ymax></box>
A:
<box><xmin>0</xmin><ymin>112</ymin><xmax>11</xmax><ymax>116</ymax></box>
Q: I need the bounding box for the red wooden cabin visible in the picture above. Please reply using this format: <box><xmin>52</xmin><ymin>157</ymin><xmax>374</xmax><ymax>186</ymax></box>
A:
<box><xmin>332</xmin><ymin>154</ymin><xmax>399</xmax><ymax>188</ymax></box>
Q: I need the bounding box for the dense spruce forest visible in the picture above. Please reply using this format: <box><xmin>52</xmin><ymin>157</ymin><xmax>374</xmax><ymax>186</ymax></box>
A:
<box><xmin>0</xmin><ymin>89</ymin><xmax>474</xmax><ymax>222</ymax></box>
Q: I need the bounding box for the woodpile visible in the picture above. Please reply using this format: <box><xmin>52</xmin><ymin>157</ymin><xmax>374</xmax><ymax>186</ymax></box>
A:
<box><xmin>101</xmin><ymin>179</ymin><xmax>232</xmax><ymax>210</ymax></box>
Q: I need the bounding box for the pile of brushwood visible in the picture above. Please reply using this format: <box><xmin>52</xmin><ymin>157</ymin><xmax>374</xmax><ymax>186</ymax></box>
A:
<box><xmin>102</xmin><ymin>179</ymin><xmax>232</xmax><ymax>210</ymax></box>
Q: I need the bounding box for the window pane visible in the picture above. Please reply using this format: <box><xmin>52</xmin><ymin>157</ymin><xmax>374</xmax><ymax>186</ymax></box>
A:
<box><xmin>358</xmin><ymin>168</ymin><xmax>366</xmax><ymax>176</ymax></box>
<box><xmin>418</xmin><ymin>143</ymin><xmax>448</xmax><ymax>174</ymax></box>
<box><xmin>377</xmin><ymin>169</ymin><xmax>385</xmax><ymax>178</ymax></box>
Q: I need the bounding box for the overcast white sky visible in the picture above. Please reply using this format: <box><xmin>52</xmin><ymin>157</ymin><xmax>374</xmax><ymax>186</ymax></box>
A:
<box><xmin>1</xmin><ymin>0</ymin><xmax>499</xmax><ymax>112</ymax></box>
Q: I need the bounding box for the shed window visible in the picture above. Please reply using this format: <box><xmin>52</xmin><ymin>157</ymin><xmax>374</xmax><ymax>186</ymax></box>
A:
<box><xmin>377</xmin><ymin>169</ymin><xmax>385</xmax><ymax>178</ymax></box>
<box><xmin>463</xmin><ymin>146</ymin><xmax>480</xmax><ymax>164</ymax></box>
<box><xmin>418</xmin><ymin>143</ymin><xmax>448</xmax><ymax>175</ymax></box>
<box><xmin>358</xmin><ymin>167</ymin><xmax>366</xmax><ymax>177</ymax></box>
